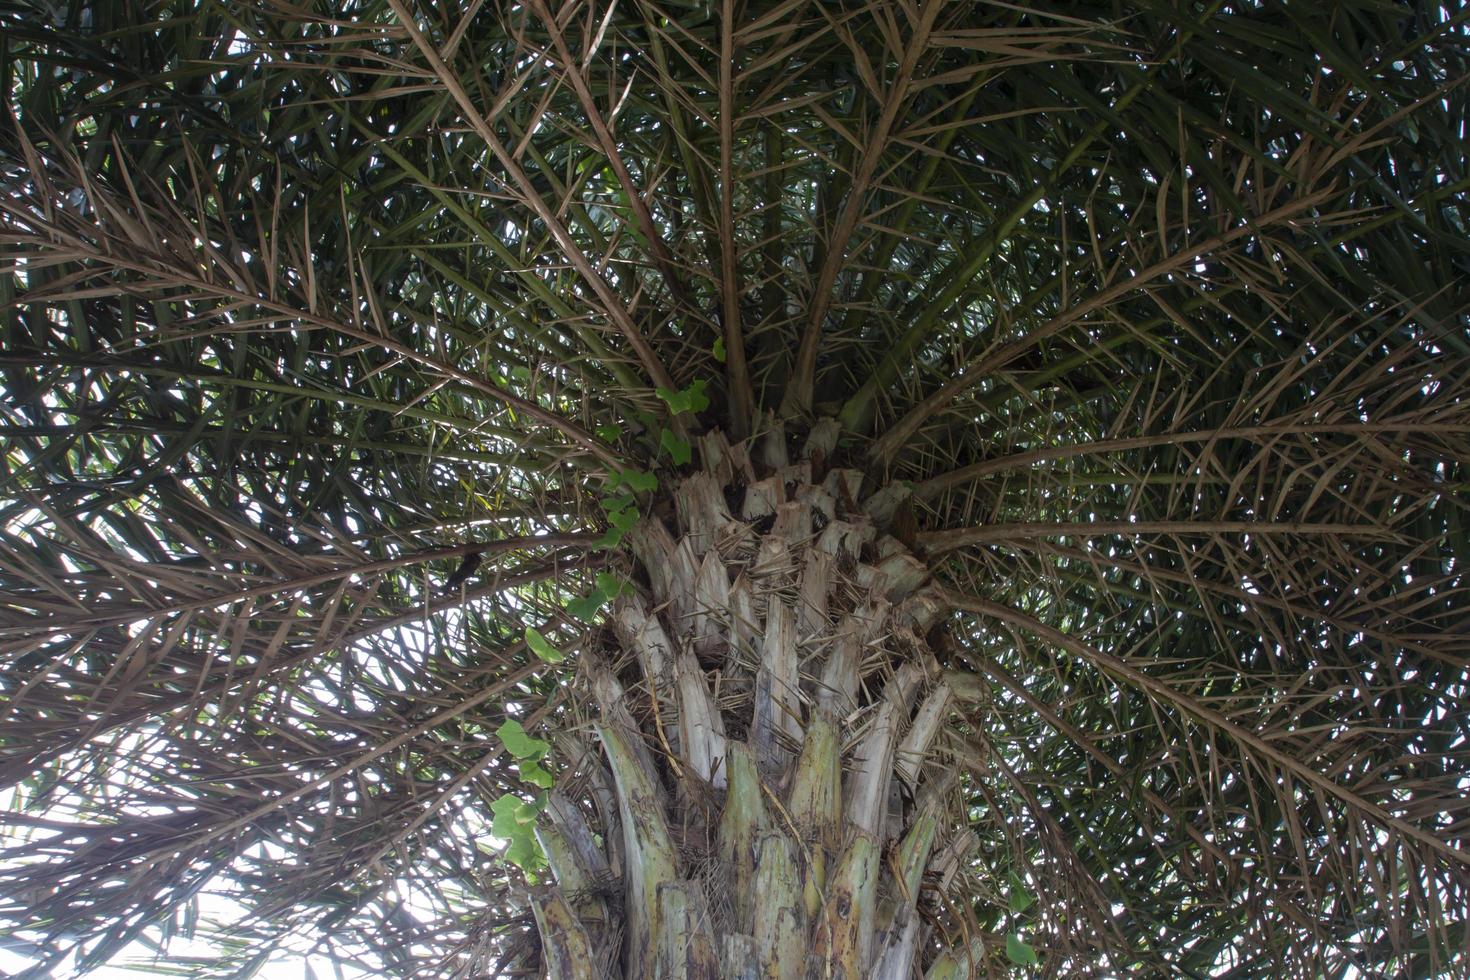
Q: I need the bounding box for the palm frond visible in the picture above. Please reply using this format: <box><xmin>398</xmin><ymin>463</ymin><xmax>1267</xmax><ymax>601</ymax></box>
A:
<box><xmin>1</xmin><ymin>0</ymin><xmax>1467</xmax><ymax>976</ymax></box>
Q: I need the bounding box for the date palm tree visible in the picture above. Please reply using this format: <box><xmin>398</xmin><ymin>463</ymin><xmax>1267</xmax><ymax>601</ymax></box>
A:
<box><xmin>2</xmin><ymin>1</ymin><xmax>1468</xmax><ymax>977</ymax></box>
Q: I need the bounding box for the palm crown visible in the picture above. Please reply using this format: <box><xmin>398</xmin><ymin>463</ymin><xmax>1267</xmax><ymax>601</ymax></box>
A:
<box><xmin>1</xmin><ymin>1</ymin><xmax>1467</xmax><ymax>977</ymax></box>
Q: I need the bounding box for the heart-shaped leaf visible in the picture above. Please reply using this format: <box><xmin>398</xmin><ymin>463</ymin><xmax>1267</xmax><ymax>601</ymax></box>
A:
<box><xmin>1005</xmin><ymin>933</ymin><xmax>1038</xmax><ymax>967</ymax></box>
<box><xmin>496</xmin><ymin>719</ymin><xmax>548</xmax><ymax>761</ymax></box>
<box><xmin>1007</xmin><ymin>870</ymin><xmax>1036</xmax><ymax>913</ymax></box>
<box><xmin>661</xmin><ymin>428</ymin><xmax>692</xmax><ymax>465</ymax></box>
<box><xmin>525</xmin><ymin>627</ymin><xmax>564</xmax><ymax>664</ymax></box>
<box><xmin>654</xmin><ymin>380</ymin><xmax>710</xmax><ymax>415</ymax></box>
<box><xmin>567</xmin><ymin>591</ymin><xmax>607</xmax><ymax>622</ymax></box>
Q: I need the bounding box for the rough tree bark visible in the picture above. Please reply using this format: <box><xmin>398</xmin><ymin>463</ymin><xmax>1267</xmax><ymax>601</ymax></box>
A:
<box><xmin>531</xmin><ymin>422</ymin><xmax>983</xmax><ymax>978</ymax></box>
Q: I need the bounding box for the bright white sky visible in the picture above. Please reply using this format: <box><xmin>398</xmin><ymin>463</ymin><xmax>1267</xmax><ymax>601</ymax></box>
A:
<box><xmin>0</xmin><ymin>939</ymin><xmax>374</xmax><ymax>979</ymax></box>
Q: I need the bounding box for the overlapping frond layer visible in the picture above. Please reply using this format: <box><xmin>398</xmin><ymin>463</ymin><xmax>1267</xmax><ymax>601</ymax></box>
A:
<box><xmin>0</xmin><ymin>0</ymin><xmax>1466</xmax><ymax>976</ymax></box>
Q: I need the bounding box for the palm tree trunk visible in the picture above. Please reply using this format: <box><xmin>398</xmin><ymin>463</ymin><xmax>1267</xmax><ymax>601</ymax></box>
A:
<box><xmin>533</xmin><ymin>424</ymin><xmax>970</xmax><ymax>978</ymax></box>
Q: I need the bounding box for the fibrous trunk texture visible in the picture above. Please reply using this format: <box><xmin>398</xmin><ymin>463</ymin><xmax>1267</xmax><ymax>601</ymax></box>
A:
<box><xmin>534</xmin><ymin>424</ymin><xmax>978</xmax><ymax>979</ymax></box>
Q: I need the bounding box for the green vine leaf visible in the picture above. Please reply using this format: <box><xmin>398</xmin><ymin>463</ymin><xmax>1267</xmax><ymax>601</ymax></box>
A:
<box><xmin>654</xmin><ymin>379</ymin><xmax>709</xmax><ymax>415</ymax></box>
<box><xmin>610</xmin><ymin>468</ymin><xmax>658</xmax><ymax>493</ymax></box>
<box><xmin>496</xmin><ymin>719</ymin><xmax>549</xmax><ymax>762</ymax></box>
<box><xmin>1005</xmin><ymin>933</ymin><xmax>1039</xmax><ymax>967</ymax></box>
<box><xmin>1007</xmin><ymin>870</ymin><xmax>1036</xmax><ymax>913</ymax></box>
<box><xmin>520</xmin><ymin>761</ymin><xmax>555</xmax><ymax>789</ymax></box>
<box><xmin>661</xmin><ymin>428</ymin><xmax>692</xmax><ymax>466</ymax></box>
<box><xmin>504</xmin><ymin>833</ymin><xmax>544</xmax><ymax>874</ymax></box>
<box><xmin>489</xmin><ymin>793</ymin><xmax>539</xmax><ymax>835</ymax></box>
<box><xmin>595</xmin><ymin>571</ymin><xmax>633</xmax><ymax>598</ymax></box>
<box><xmin>595</xmin><ymin>495</ymin><xmax>641</xmax><ymax>550</ymax></box>
<box><xmin>525</xmin><ymin>627</ymin><xmax>565</xmax><ymax>664</ymax></box>
<box><xmin>607</xmin><ymin>506</ymin><xmax>639</xmax><ymax>532</ymax></box>
<box><xmin>567</xmin><ymin>570</ymin><xmax>635</xmax><ymax>620</ymax></box>
<box><xmin>567</xmin><ymin>591</ymin><xmax>607</xmax><ymax>622</ymax></box>
<box><xmin>600</xmin><ymin>492</ymin><xmax>635</xmax><ymax>513</ymax></box>
<box><xmin>489</xmin><ymin>793</ymin><xmax>546</xmax><ymax>873</ymax></box>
